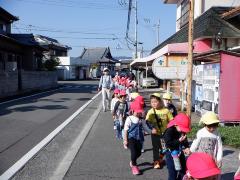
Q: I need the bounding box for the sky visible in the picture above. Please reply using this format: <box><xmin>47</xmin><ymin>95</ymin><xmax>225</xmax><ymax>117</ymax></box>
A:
<box><xmin>0</xmin><ymin>0</ymin><xmax>177</xmax><ymax>58</ymax></box>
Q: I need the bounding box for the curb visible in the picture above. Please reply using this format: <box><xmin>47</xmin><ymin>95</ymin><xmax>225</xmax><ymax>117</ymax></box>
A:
<box><xmin>50</xmin><ymin>100</ymin><xmax>102</xmax><ymax>180</ymax></box>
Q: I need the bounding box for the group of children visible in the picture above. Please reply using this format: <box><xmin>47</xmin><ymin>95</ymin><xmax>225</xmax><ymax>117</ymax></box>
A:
<box><xmin>99</xmin><ymin>70</ymin><xmax>238</xmax><ymax>179</ymax></box>
<box><xmin>108</xmin><ymin>87</ymin><xmax>229</xmax><ymax>180</ymax></box>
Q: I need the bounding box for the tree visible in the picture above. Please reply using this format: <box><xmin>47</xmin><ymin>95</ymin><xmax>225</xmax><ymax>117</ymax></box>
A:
<box><xmin>43</xmin><ymin>57</ymin><xmax>60</xmax><ymax>71</ymax></box>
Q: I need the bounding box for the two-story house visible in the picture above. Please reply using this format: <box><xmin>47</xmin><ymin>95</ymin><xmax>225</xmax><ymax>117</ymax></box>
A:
<box><xmin>0</xmin><ymin>7</ymin><xmax>70</xmax><ymax>98</ymax></box>
<box><xmin>164</xmin><ymin>0</ymin><xmax>240</xmax><ymax>31</ymax></box>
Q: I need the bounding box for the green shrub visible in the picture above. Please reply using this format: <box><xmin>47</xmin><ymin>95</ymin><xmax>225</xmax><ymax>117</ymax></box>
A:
<box><xmin>44</xmin><ymin>57</ymin><xmax>60</xmax><ymax>71</ymax></box>
<box><xmin>188</xmin><ymin>124</ymin><xmax>240</xmax><ymax>148</ymax></box>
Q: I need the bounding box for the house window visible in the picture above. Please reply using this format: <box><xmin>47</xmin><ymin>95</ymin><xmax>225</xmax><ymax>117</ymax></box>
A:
<box><xmin>0</xmin><ymin>52</ymin><xmax>4</xmax><ymax>70</ymax></box>
<box><xmin>0</xmin><ymin>23</ymin><xmax>7</xmax><ymax>32</ymax></box>
<box><xmin>180</xmin><ymin>0</ymin><xmax>189</xmax><ymax>28</ymax></box>
<box><xmin>6</xmin><ymin>54</ymin><xmax>17</xmax><ymax>71</ymax></box>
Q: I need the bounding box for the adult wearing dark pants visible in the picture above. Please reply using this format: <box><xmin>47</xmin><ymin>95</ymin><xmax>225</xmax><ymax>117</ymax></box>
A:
<box><xmin>98</xmin><ymin>68</ymin><xmax>113</xmax><ymax>112</ymax></box>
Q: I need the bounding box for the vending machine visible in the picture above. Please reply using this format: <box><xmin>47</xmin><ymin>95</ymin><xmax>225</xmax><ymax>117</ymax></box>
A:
<box><xmin>200</xmin><ymin>63</ymin><xmax>220</xmax><ymax>115</ymax></box>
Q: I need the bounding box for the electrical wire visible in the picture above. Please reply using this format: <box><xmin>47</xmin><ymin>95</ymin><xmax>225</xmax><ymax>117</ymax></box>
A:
<box><xmin>13</xmin><ymin>0</ymin><xmax>127</xmax><ymax>10</ymax></box>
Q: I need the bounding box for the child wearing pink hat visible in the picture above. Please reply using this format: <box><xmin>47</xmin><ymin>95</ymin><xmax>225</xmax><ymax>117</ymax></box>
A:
<box><xmin>123</xmin><ymin>102</ymin><xmax>157</xmax><ymax>175</ymax></box>
<box><xmin>183</xmin><ymin>152</ymin><xmax>221</xmax><ymax>180</ymax></box>
<box><xmin>113</xmin><ymin>90</ymin><xmax>129</xmax><ymax>139</ymax></box>
<box><xmin>235</xmin><ymin>152</ymin><xmax>240</xmax><ymax>180</ymax></box>
<box><xmin>111</xmin><ymin>89</ymin><xmax>120</xmax><ymax>113</ymax></box>
<box><xmin>163</xmin><ymin>113</ymin><xmax>191</xmax><ymax>180</ymax></box>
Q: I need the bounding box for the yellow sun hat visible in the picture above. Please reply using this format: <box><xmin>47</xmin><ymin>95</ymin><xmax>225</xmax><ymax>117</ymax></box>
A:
<box><xmin>150</xmin><ymin>93</ymin><xmax>161</xmax><ymax>98</ymax></box>
<box><xmin>200</xmin><ymin>112</ymin><xmax>220</xmax><ymax>125</ymax></box>
<box><xmin>163</xmin><ymin>93</ymin><xmax>172</xmax><ymax>100</ymax></box>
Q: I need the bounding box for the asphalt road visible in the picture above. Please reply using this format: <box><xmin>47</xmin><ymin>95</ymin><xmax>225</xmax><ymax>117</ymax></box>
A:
<box><xmin>0</xmin><ymin>80</ymin><xmax>99</xmax><ymax>175</ymax></box>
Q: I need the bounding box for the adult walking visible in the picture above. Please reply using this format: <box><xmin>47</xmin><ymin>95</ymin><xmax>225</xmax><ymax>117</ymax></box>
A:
<box><xmin>98</xmin><ymin>68</ymin><xmax>113</xmax><ymax>112</ymax></box>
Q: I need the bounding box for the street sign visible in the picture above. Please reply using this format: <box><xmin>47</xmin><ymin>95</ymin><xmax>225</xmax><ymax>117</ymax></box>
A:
<box><xmin>152</xmin><ymin>66</ymin><xmax>187</xmax><ymax>80</ymax></box>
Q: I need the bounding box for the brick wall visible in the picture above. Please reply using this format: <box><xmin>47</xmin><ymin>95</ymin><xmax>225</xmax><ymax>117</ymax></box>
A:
<box><xmin>0</xmin><ymin>71</ymin><xmax>58</xmax><ymax>98</ymax></box>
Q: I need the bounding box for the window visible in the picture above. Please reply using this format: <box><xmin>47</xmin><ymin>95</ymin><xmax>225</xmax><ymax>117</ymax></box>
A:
<box><xmin>0</xmin><ymin>52</ymin><xmax>4</xmax><ymax>70</ymax></box>
<box><xmin>179</xmin><ymin>0</ymin><xmax>189</xmax><ymax>28</ymax></box>
<box><xmin>181</xmin><ymin>0</ymin><xmax>189</xmax><ymax>16</ymax></box>
<box><xmin>0</xmin><ymin>23</ymin><xmax>7</xmax><ymax>32</ymax></box>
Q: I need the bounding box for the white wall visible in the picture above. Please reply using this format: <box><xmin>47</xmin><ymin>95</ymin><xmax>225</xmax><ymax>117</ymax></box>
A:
<box><xmin>58</xmin><ymin>57</ymin><xmax>70</xmax><ymax>66</ymax></box>
<box><xmin>194</xmin><ymin>0</ymin><xmax>202</xmax><ymax>19</ymax></box>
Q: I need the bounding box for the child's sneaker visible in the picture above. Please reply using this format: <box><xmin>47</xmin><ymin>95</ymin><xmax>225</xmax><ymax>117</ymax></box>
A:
<box><xmin>141</xmin><ymin>149</ymin><xmax>144</xmax><ymax>153</ymax></box>
<box><xmin>131</xmin><ymin>166</ymin><xmax>140</xmax><ymax>175</ymax></box>
<box><xmin>129</xmin><ymin>161</ymin><xmax>133</xmax><ymax>167</ymax></box>
<box><xmin>153</xmin><ymin>161</ymin><xmax>161</xmax><ymax>169</ymax></box>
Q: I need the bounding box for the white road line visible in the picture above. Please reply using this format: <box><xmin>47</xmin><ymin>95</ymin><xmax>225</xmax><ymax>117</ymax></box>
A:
<box><xmin>0</xmin><ymin>92</ymin><xmax>101</xmax><ymax>180</ymax></box>
<box><xmin>50</xmin><ymin>101</ymin><xmax>102</xmax><ymax>180</ymax></box>
<box><xmin>0</xmin><ymin>87</ymin><xmax>64</xmax><ymax>105</ymax></box>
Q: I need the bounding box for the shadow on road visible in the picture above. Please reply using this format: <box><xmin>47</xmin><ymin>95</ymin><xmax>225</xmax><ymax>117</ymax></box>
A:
<box><xmin>138</xmin><ymin>162</ymin><xmax>154</xmax><ymax>174</ymax></box>
<box><xmin>0</xmin><ymin>105</ymin><xmax>68</xmax><ymax>116</ymax></box>
<box><xmin>221</xmin><ymin>172</ymin><xmax>235</xmax><ymax>179</ymax></box>
<box><xmin>223</xmin><ymin>149</ymin><xmax>235</xmax><ymax>157</ymax></box>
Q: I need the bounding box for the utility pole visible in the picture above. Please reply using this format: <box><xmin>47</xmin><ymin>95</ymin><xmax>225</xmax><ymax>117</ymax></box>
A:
<box><xmin>156</xmin><ymin>19</ymin><xmax>160</xmax><ymax>45</ymax></box>
<box><xmin>186</xmin><ymin>0</ymin><xmax>194</xmax><ymax>117</ymax></box>
<box><xmin>135</xmin><ymin>0</ymin><xmax>138</xmax><ymax>59</ymax></box>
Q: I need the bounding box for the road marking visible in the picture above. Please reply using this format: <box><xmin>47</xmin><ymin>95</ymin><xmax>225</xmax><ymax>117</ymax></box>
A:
<box><xmin>50</xmin><ymin>101</ymin><xmax>102</xmax><ymax>180</ymax></box>
<box><xmin>0</xmin><ymin>92</ymin><xmax>101</xmax><ymax>180</ymax></box>
<box><xmin>0</xmin><ymin>87</ymin><xmax>64</xmax><ymax>105</ymax></box>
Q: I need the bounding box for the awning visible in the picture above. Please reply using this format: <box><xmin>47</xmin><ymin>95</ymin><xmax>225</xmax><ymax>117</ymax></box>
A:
<box><xmin>130</xmin><ymin>42</ymin><xmax>189</xmax><ymax>67</ymax></box>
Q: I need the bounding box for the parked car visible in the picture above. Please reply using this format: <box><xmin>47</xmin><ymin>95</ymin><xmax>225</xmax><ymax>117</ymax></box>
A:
<box><xmin>139</xmin><ymin>71</ymin><xmax>158</xmax><ymax>88</ymax></box>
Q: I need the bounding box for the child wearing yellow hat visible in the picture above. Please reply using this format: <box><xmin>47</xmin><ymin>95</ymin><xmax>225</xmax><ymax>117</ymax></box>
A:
<box><xmin>146</xmin><ymin>93</ymin><xmax>173</xmax><ymax>169</ymax></box>
<box><xmin>162</xmin><ymin>93</ymin><xmax>177</xmax><ymax>117</ymax></box>
<box><xmin>190</xmin><ymin>112</ymin><xmax>223</xmax><ymax>168</ymax></box>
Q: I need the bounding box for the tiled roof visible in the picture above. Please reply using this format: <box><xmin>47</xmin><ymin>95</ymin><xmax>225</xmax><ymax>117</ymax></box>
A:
<box><xmin>0</xmin><ymin>7</ymin><xmax>19</xmax><ymax>21</ymax></box>
<box><xmin>10</xmin><ymin>34</ymin><xmax>40</xmax><ymax>46</ymax></box>
<box><xmin>80</xmin><ymin>47</ymin><xmax>117</xmax><ymax>64</ymax></box>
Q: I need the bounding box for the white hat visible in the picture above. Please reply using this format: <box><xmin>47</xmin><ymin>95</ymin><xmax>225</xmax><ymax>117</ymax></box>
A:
<box><xmin>103</xmin><ymin>67</ymin><xmax>109</xmax><ymax>72</ymax></box>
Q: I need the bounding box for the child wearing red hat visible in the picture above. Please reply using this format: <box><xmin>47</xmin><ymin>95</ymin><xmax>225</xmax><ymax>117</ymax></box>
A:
<box><xmin>163</xmin><ymin>113</ymin><xmax>191</xmax><ymax>180</ymax></box>
<box><xmin>129</xmin><ymin>95</ymin><xmax>146</xmax><ymax>153</ymax></box>
<box><xmin>123</xmin><ymin>101</ymin><xmax>157</xmax><ymax>175</ymax></box>
<box><xmin>111</xmin><ymin>89</ymin><xmax>120</xmax><ymax>113</ymax></box>
<box><xmin>235</xmin><ymin>152</ymin><xmax>240</xmax><ymax>180</ymax></box>
<box><xmin>113</xmin><ymin>90</ymin><xmax>129</xmax><ymax>139</ymax></box>
<box><xmin>111</xmin><ymin>89</ymin><xmax>120</xmax><ymax>133</ymax></box>
<box><xmin>183</xmin><ymin>152</ymin><xmax>221</xmax><ymax>180</ymax></box>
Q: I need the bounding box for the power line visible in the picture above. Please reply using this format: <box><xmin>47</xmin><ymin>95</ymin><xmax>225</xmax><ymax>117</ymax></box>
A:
<box><xmin>13</xmin><ymin>0</ymin><xmax>127</xmax><ymax>10</ymax></box>
<box><xmin>49</xmin><ymin>36</ymin><xmax>119</xmax><ymax>40</ymax></box>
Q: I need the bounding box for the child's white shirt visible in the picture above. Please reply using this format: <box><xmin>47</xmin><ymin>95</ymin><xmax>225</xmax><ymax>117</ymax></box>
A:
<box><xmin>124</xmin><ymin>115</ymin><xmax>151</xmax><ymax>134</ymax></box>
<box><xmin>190</xmin><ymin>127</ymin><xmax>223</xmax><ymax>163</ymax></box>
<box><xmin>111</xmin><ymin>98</ymin><xmax>119</xmax><ymax>112</ymax></box>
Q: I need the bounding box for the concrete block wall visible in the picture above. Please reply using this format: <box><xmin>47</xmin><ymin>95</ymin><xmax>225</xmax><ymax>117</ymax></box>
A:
<box><xmin>21</xmin><ymin>71</ymin><xmax>58</xmax><ymax>90</ymax></box>
<box><xmin>0</xmin><ymin>71</ymin><xmax>58</xmax><ymax>99</ymax></box>
<box><xmin>0</xmin><ymin>71</ymin><xmax>18</xmax><ymax>98</ymax></box>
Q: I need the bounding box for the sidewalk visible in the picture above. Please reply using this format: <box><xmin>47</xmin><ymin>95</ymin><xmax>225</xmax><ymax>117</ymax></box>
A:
<box><xmin>64</xmin><ymin>88</ymin><xmax>239</xmax><ymax>180</ymax></box>
<box><xmin>64</xmin><ymin>110</ymin><xmax>169</xmax><ymax>180</ymax></box>
<box><xmin>64</xmin><ymin>108</ymin><xmax>239</xmax><ymax>180</ymax></box>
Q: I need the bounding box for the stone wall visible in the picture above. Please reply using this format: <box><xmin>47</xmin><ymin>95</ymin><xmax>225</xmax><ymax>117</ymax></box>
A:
<box><xmin>0</xmin><ymin>71</ymin><xmax>58</xmax><ymax>99</ymax></box>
